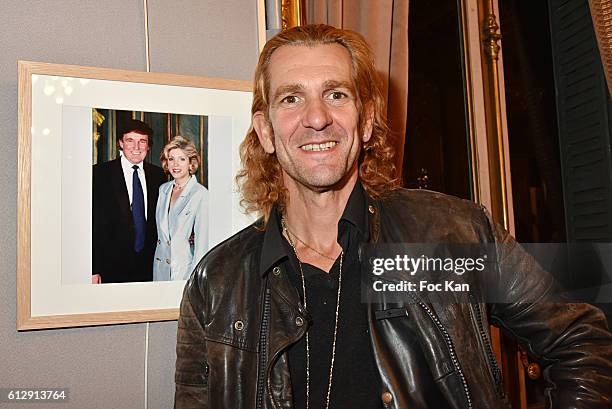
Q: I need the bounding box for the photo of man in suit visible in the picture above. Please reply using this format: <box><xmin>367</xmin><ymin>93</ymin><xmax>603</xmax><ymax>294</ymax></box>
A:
<box><xmin>92</xmin><ymin>119</ymin><xmax>167</xmax><ymax>283</ymax></box>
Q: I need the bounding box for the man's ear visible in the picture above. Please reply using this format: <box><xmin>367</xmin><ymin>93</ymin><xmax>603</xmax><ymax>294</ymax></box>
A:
<box><xmin>253</xmin><ymin>111</ymin><xmax>275</xmax><ymax>154</ymax></box>
<box><xmin>362</xmin><ymin>104</ymin><xmax>374</xmax><ymax>143</ymax></box>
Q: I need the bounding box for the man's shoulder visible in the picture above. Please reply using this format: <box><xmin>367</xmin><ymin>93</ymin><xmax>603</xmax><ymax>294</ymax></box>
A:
<box><xmin>378</xmin><ymin>188</ymin><xmax>491</xmax><ymax>239</ymax></box>
<box><xmin>194</xmin><ymin>220</ymin><xmax>264</xmax><ymax>274</ymax></box>
<box><xmin>92</xmin><ymin>159</ymin><xmax>122</xmax><ymax>185</ymax></box>
<box><xmin>93</xmin><ymin>158</ymin><xmax>120</xmax><ymax>173</ymax></box>
<box><xmin>383</xmin><ymin>187</ymin><xmax>485</xmax><ymax>218</ymax></box>
<box><xmin>184</xmin><ymin>220</ymin><xmax>265</xmax><ymax>336</ymax></box>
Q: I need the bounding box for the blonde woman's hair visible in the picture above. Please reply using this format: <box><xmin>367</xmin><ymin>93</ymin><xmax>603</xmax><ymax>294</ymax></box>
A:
<box><xmin>161</xmin><ymin>135</ymin><xmax>200</xmax><ymax>176</ymax></box>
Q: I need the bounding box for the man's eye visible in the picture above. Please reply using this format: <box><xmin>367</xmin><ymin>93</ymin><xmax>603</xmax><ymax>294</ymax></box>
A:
<box><xmin>330</xmin><ymin>91</ymin><xmax>347</xmax><ymax>100</ymax></box>
<box><xmin>281</xmin><ymin>95</ymin><xmax>298</xmax><ymax>104</ymax></box>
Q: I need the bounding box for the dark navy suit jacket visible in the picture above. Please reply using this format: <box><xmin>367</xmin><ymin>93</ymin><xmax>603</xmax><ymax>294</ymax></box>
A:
<box><xmin>92</xmin><ymin>158</ymin><xmax>166</xmax><ymax>283</ymax></box>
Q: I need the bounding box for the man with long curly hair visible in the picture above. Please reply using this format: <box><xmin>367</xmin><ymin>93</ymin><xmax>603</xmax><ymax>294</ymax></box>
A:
<box><xmin>175</xmin><ymin>24</ymin><xmax>611</xmax><ymax>409</ymax></box>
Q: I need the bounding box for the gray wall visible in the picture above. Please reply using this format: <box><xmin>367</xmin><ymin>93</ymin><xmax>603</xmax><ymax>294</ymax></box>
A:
<box><xmin>0</xmin><ymin>1</ymin><xmax>258</xmax><ymax>408</ymax></box>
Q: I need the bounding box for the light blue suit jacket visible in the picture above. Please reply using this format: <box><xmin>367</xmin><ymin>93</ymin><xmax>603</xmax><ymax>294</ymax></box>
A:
<box><xmin>153</xmin><ymin>176</ymin><xmax>209</xmax><ymax>281</ymax></box>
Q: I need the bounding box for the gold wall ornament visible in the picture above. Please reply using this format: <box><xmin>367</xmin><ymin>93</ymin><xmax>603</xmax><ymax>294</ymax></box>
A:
<box><xmin>92</xmin><ymin>109</ymin><xmax>105</xmax><ymax>164</ymax></box>
<box><xmin>93</xmin><ymin>109</ymin><xmax>105</xmax><ymax>127</ymax></box>
<box><xmin>588</xmin><ymin>0</ymin><xmax>612</xmax><ymax>95</ymax></box>
<box><xmin>281</xmin><ymin>0</ymin><xmax>305</xmax><ymax>29</ymax></box>
<box><xmin>459</xmin><ymin>0</ymin><xmax>481</xmax><ymax>204</ymax></box>
<box><xmin>483</xmin><ymin>13</ymin><xmax>502</xmax><ymax>61</ymax></box>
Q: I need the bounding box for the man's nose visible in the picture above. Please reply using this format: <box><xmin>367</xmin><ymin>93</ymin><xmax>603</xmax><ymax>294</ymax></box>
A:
<box><xmin>301</xmin><ymin>99</ymin><xmax>332</xmax><ymax>130</ymax></box>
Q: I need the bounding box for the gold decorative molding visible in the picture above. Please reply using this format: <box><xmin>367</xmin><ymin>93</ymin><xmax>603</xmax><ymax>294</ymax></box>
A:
<box><xmin>459</xmin><ymin>0</ymin><xmax>481</xmax><ymax>204</ymax></box>
<box><xmin>588</xmin><ymin>0</ymin><xmax>612</xmax><ymax>95</ymax></box>
<box><xmin>479</xmin><ymin>0</ymin><xmax>509</xmax><ymax>230</ymax></box>
<box><xmin>281</xmin><ymin>0</ymin><xmax>305</xmax><ymax>29</ymax></box>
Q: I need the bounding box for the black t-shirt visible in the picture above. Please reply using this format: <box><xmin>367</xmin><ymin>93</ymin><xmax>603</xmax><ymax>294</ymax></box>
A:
<box><xmin>258</xmin><ymin>182</ymin><xmax>382</xmax><ymax>409</ymax></box>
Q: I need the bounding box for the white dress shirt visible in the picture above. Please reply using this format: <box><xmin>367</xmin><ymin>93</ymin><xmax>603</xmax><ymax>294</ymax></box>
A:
<box><xmin>120</xmin><ymin>153</ymin><xmax>149</xmax><ymax>219</ymax></box>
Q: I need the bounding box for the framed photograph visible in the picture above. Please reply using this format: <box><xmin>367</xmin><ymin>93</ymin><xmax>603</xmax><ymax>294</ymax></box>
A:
<box><xmin>17</xmin><ymin>61</ymin><xmax>254</xmax><ymax>330</ymax></box>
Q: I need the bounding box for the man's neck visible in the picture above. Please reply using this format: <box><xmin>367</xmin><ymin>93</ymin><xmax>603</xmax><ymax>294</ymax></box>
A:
<box><xmin>282</xmin><ymin>171</ymin><xmax>357</xmax><ymax>270</ymax></box>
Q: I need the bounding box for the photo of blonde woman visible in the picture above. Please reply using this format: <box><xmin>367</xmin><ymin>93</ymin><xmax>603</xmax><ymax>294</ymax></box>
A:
<box><xmin>153</xmin><ymin>136</ymin><xmax>209</xmax><ymax>281</ymax></box>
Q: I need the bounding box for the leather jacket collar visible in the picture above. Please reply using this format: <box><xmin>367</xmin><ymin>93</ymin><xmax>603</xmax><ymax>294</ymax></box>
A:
<box><xmin>259</xmin><ymin>181</ymin><xmax>369</xmax><ymax>276</ymax></box>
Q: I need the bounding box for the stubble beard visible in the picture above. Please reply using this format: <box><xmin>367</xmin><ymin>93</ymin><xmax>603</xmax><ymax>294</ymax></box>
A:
<box><xmin>276</xmin><ymin>145</ymin><xmax>360</xmax><ymax>192</ymax></box>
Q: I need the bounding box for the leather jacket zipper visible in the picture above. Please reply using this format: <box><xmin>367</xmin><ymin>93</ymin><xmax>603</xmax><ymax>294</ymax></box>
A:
<box><xmin>470</xmin><ymin>297</ymin><xmax>503</xmax><ymax>395</ymax></box>
<box><xmin>264</xmin><ymin>310</ymin><xmax>308</xmax><ymax>409</ymax></box>
<box><xmin>257</xmin><ymin>283</ymin><xmax>306</xmax><ymax>409</ymax></box>
<box><xmin>410</xmin><ymin>295</ymin><xmax>473</xmax><ymax>409</ymax></box>
<box><xmin>256</xmin><ymin>287</ymin><xmax>272</xmax><ymax>409</ymax></box>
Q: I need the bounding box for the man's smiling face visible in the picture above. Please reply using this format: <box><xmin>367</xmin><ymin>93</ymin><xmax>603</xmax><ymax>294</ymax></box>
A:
<box><xmin>119</xmin><ymin>131</ymin><xmax>150</xmax><ymax>164</ymax></box>
<box><xmin>253</xmin><ymin>43</ymin><xmax>371</xmax><ymax>191</ymax></box>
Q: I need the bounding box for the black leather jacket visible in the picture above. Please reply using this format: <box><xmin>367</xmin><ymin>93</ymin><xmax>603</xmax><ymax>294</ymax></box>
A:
<box><xmin>175</xmin><ymin>189</ymin><xmax>612</xmax><ymax>408</ymax></box>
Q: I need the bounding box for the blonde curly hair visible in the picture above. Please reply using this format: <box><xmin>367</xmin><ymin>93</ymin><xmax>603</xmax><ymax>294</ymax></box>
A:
<box><xmin>236</xmin><ymin>24</ymin><xmax>398</xmax><ymax>225</ymax></box>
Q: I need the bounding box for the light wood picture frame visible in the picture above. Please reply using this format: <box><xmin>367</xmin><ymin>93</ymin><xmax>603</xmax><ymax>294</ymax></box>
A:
<box><xmin>17</xmin><ymin>61</ymin><xmax>254</xmax><ymax>330</ymax></box>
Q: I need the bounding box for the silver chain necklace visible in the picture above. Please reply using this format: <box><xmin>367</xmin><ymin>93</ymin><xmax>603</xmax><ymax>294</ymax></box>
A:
<box><xmin>281</xmin><ymin>216</ymin><xmax>343</xmax><ymax>409</ymax></box>
<box><xmin>282</xmin><ymin>223</ymin><xmax>337</xmax><ymax>261</ymax></box>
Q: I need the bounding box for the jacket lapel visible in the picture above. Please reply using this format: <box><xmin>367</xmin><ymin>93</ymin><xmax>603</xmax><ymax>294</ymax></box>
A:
<box><xmin>110</xmin><ymin>159</ymin><xmax>133</xmax><ymax>227</ymax></box>
<box><xmin>168</xmin><ymin>176</ymin><xmax>197</xmax><ymax>237</ymax></box>
<box><xmin>144</xmin><ymin>161</ymin><xmax>161</xmax><ymax>222</ymax></box>
<box><xmin>157</xmin><ymin>183</ymin><xmax>172</xmax><ymax>240</ymax></box>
